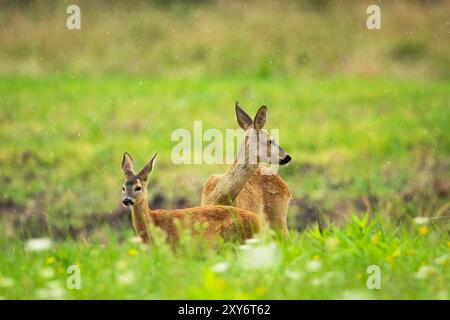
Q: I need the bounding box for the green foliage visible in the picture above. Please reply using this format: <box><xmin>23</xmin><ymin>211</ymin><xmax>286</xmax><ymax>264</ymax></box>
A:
<box><xmin>0</xmin><ymin>76</ymin><xmax>448</xmax><ymax>236</ymax></box>
<box><xmin>0</xmin><ymin>217</ymin><xmax>448</xmax><ymax>299</ymax></box>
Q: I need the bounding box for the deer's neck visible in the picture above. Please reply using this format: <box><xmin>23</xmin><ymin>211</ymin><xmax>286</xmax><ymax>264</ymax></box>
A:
<box><xmin>130</xmin><ymin>196</ymin><xmax>151</xmax><ymax>244</ymax></box>
<box><xmin>214</xmin><ymin>143</ymin><xmax>259</xmax><ymax>204</ymax></box>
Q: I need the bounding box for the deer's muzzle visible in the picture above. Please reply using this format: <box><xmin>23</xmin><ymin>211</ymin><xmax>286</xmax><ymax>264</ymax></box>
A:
<box><xmin>279</xmin><ymin>154</ymin><xmax>292</xmax><ymax>165</ymax></box>
<box><xmin>122</xmin><ymin>197</ymin><xmax>135</xmax><ymax>206</ymax></box>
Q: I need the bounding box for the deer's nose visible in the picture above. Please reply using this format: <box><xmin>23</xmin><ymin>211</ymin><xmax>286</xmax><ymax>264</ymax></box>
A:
<box><xmin>279</xmin><ymin>154</ymin><xmax>291</xmax><ymax>165</ymax></box>
<box><xmin>122</xmin><ymin>197</ymin><xmax>135</xmax><ymax>206</ymax></box>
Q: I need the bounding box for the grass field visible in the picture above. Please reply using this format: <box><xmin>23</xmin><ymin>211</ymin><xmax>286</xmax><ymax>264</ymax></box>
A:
<box><xmin>1</xmin><ymin>1</ymin><xmax>449</xmax><ymax>79</ymax></box>
<box><xmin>0</xmin><ymin>76</ymin><xmax>449</xmax><ymax>299</ymax></box>
<box><xmin>1</xmin><ymin>216</ymin><xmax>449</xmax><ymax>299</ymax></box>
<box><xmin>1</xmin><ymin>76</ymin><xmax>449</xmax><ymax>231</ymax></box>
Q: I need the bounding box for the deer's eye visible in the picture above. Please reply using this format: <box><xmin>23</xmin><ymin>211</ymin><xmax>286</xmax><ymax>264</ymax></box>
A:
<box><xmin>122</xmin><ymin>186</ymin><xmax>125</xmax><ymax>191</ymax></box>
<box><xmin>135</xmin><ymin>186</ymin><xmax>142</xmax><ymax>192</ymax></box>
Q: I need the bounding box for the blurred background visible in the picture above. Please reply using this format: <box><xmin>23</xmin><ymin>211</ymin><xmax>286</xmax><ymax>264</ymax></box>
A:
<box><xmin>1</xmin><ymin>0</ymin><xmax>449</xmax><ymax>78</ymax></box>
<box><xmin>0</xmin><ymin>0</ymin><xmax>449</xmax><ymax>239</ymax></box>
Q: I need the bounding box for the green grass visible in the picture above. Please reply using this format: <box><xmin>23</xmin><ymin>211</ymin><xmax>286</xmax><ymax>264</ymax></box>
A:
<box><xmin>1</xmin><ymin>0</ymin><xmax>449</xmax><ymax>301</ymax></box>
<box><xmin>0</xmin><ymin>215</ymin><xmax>449</xmax><ymax>299</ymax></box>
<box><xmin>0</xmin><ymin>75</ymin><xmax>449</xmax><ymax>299</ymax></box>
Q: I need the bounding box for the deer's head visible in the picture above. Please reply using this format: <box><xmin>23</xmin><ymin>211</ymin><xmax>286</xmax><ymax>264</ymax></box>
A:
<box><xmin>235</xmin><ymin>101</ymin><xmax>291</xmax><ymax>166</ymax></box>
<box><xmin>120</xmin><ymin>152</ymin><xmax>157</xmax><ymax>207</ymax></box>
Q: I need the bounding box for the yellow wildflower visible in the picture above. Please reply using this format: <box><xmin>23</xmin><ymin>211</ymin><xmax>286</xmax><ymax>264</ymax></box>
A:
<box><xmin>204</xmin><ymin>271</ymin><xmax>226</xmax><ymax>291</ymax></box>
<box><xmin>415</xmin><ymin>265</ymin><xmax>436</xmax><ymax>279</ymax></box>
<box><xmin>313</xmin><ymin>255</ymin><xmax>320</xmax><ymax>261</ymax></box>
<box><xmin>46</xmin><ymin>257</ymin><xmax>55</xmax><ymax>265</ymax></box>
<box><xmin>435</xmin><ymin>254</ymin><xmax>449</xmax><ymax>266</ymax></box>
<box><xmin>128</xmin><ymin>248</ymin><xmax>138</xmax><ymax>257</ymax></box>
<box><xmin>255</xmin><ymin>285</ymin><xmax>267</xmax><ymax>296</ymax></box>
<box><xmin>386</xmin><ymin>250</ymin><xmax>400</xmax><ymax>263</ymax></box>
<box><xmin>418</xmin><ymin>226</ymin><xmax>429</xmax><ymax>235</ymax></box>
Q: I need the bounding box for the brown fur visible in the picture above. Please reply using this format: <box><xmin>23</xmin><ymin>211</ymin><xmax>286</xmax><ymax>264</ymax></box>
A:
<box><xmin>202</xmin><ymin>167</ymin><xmax>291</xmax><ymax>235</ymax></box>
<box><xmin>201</xmin><ymin>102</ymin><xmax>292</xmax><ymax>236</ymax></box>
<box><xmin>121</xmin><ymin>152</ymin><xmax>261</xmax><ymax>246</ymax></box>
<box><xmin>132</xmin><ymin>202</ymin><xmax>261</xmax><ymax>245</ymax></box>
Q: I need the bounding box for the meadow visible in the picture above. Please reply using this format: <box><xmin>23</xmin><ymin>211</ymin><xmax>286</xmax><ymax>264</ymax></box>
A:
<box><xmin>0</xmin><ymin>76</ymin><xmax>449</xmax><ymax>299</ymax></box>
<box><xmin>0</xmin><ymin>0</ymin><xmax>449</xmax><ymax>299</ymax></box>
<box><xmin>1</xmin><ymin>215</ymin><xmax>449</xmax><ymax>299</ymax></box>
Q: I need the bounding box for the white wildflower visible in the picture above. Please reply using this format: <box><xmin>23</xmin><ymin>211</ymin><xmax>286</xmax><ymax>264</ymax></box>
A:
<box><xmin>117</xmin><ymin>271</ymin><xmax>136</xmax><ymax>285</ymax></box>
<box><xmin>306</xmin><ymin>260</ymin><xmax>322</xmax><ymax>272</ymax></box>
<box><xmin>245</xmin><ymin>238</ymin><xmax>260</xmax><ymax>245</ymax></box>
<box><xmin>413</xmin><ymin>217</ymin><xmax>429</xmax><ymax>225</ymax></box>
<box><xmin>0</xmin><ymin>277</ymin><xmax>14</xmax><ymax>288</ymax></box>
<box><xmin>241</xmin><ymin>243</ymin><xmax>279</xmax><ymax>270</ymax></box>
<box><xmin>414</xmin><ymin>265</ymin><xmax>436</xmax><ymax>280</ymax></box>
<box><xmin>239</xmin><ymin>244</ymin><xmax>251</xmax><ymax>250</ymax></box>
<box><xmin>341</xmin><ymin>290</ymin><xmax>372</xmax><ymax>300</ymax></box>
<box><xmin>311</xmin><ymin>271</ymin><xmax>341</xmax><ymax>286</ymax></box>
<box><xmin>435</xmin><ymin>254</ymin><xmax>449</xmax><ymax>266</ymax></box>
<box><xmin>311</xmin><ymin>277</ymin><xmax>324</xmax><ymax>286</ymax></box>
<box><xmin>39</xmin><ymin>268</ymin><xmax>55</xmax><ymax>279</ymax></box>
<box><xmin>128</xmin><ymin>237</ymin><xmax>142</xmax><ymax>244</ymax></box>
<box><xmin>285</xmin><ymin>270</ymin><xmax>303</xmax><ymax>280</ymax></box>
<box><xmin>35</xmin><ymin>281</ymin><xmax>65</xmax><ymax>299</ymax></box>
<box><xmin>211</xmin><ymin>262</ymin><xmax>229</xmax><ymax>273</ymax></box>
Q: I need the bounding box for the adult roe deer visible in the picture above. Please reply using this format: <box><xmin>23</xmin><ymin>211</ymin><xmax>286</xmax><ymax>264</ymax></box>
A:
<box><xmin>121</xmin><ymin>152</ymin><xmax>262</xmax><ymax>246</ymax></box>
<box><xmin>201</xmin><ymin>102</ymin><xmax>292</xmax><ymax>237</ymax></box>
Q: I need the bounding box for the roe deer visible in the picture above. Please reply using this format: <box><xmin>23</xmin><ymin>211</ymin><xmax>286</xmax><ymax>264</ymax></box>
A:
<box><xmin>121</xmin><ymin>152</ymin><xmax>261</xmax><ymax>246</ymax></box>
<box><xmin>201</xmin><ymin>102</ymin><xmax>292</xmax><ymax>237</ymax></box>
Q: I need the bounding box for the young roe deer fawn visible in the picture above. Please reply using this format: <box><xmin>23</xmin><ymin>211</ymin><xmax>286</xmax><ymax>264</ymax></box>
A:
<box><xmin>121</xmin><ymin>152</ymin><xmax>261</xmax><ymax>246</ymax></box>
<box><xmin>201</xmin><ymin>102</ymin><xmax>292</xmax><ymax>237</ymax></box>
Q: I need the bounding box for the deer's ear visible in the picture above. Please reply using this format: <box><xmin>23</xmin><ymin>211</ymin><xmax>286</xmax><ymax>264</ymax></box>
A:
<box><xmin>137</xmin><ymin>153</ymin><xmax>157</xmax><ymax>181</ymax></box>
<box><xmin>254</xmin><ymin>105</ymin><xmax>267</xmax><ymax>130</ymax></box>
<box><xmin>235</xmin><ymin>101</ymin><xmax>253</xmax><ymax>130</ymax></box>
<box><xmin>121</xmin><ymin>152</ymin><xmax>135</xmax><ymax>178</ymax></box>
